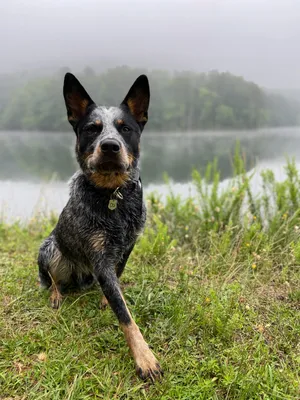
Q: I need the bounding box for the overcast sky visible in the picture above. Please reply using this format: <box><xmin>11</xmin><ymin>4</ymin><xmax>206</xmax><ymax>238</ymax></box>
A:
<box><xmin>1</xmin><ymin>0</ymin><xmax>299</xmax><ymax>89</ymax></box>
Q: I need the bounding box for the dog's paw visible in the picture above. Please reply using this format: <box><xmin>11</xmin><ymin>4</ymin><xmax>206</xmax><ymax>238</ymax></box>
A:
<box><xmin>50</xmin><ymin>291</ymin><xmax>63</xmax><ymax>309</ymax></box>
<box><xmin>135</xmin><ymin>352</ymin><xmax>163</xmax><ymax>382</ymax></box>
<box><xmin>99</xmin><ymin>296</ymin><xmax>109</xmax><ymax>310</ymax></box>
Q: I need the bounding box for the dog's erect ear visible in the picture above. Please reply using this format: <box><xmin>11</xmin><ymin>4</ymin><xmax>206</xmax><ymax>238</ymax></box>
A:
<box><xmin>63</xmin><ymin>73</ymin><xmax>95</xmax><ymax>128</ymax></box>
<box><xmin>121</xmin><ymin>75</ymin><xmax>150</xmax><ymax>126</ymax></box>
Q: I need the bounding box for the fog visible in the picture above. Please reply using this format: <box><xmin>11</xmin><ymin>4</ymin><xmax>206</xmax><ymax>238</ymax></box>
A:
<box><xmin>1</xmin><ymin>0</ymin><xmax>299</xmax><ymax>89</ymax></box>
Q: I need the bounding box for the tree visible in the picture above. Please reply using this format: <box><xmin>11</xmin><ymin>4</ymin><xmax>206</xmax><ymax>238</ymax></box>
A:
<box><xmin>0</xmin><ymin>67</ymin><xmax>299</xmax><ymax>132</ymax></box>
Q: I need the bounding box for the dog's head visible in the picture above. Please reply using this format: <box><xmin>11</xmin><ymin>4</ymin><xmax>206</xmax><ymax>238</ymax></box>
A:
<box><xmin>63</xmin><ymin>73</ymin><xmax>149</xmax><ymax>189</ymax></box>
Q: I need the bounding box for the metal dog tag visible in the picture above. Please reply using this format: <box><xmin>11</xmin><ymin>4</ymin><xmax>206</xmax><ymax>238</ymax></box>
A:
<box><xmin>108</xmin><ymin>187</ymin><xmax>123</xmax><ymax>210</ymax></box>
<box><xmin>108</xmin><ymin>199</ymin><xmax>118</xmax><ymax>210</ymax></box>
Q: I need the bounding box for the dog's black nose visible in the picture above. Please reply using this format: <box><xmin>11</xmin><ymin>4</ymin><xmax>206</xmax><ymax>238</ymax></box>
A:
<box><xmin>100</xmin><ymin>139</ymin><xmax>120</xmax><ymax>154</ymax></box>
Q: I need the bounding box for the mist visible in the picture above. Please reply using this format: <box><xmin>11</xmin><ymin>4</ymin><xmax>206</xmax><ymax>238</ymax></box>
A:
<box><xmin>1</xmin><ymin>0</ymin><xmax>300</xmax><ymax>89</ymax></box>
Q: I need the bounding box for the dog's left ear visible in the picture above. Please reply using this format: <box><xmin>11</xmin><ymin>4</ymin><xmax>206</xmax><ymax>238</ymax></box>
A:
<box><xmin>121</xmin><ymin>75</ymin><xmax>150</xmax><ymax>127</ymax></box>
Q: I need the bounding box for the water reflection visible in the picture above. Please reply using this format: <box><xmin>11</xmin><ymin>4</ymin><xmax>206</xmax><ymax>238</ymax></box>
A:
<box><xmin>1</xmin><ymin>128</ymin><xmax>300</xmax><ymax>221</ymax></box>
<box><xmin>1</xmin><ymin>127</ymin><xmax>300</xmax><ymax>185</ymax></box>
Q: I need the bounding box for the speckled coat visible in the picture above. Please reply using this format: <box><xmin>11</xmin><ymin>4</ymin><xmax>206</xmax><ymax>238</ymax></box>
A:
<box><xmin>37</xmin><ymin>73</ymin><xmax>162</xmax><ymax>381</ymax></box>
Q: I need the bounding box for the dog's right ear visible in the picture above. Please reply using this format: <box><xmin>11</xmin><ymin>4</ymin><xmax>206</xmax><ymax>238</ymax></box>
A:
<box><xmin>63</xmin><ymin>73</ymin><xmax>95</xmax><ymax>128</ymax></box>
<box><xmin>121</xmin><ymin>75</ymin><xmax>150</xmax><ymax>127</ymax></box>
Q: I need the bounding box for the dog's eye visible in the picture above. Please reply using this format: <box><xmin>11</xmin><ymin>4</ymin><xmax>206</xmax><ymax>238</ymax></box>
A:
<box><xmin>87</xmin><ymin>124</ymin><xmax>102</xmax><ymax>136</ymax></box>
<box><xmin>121</xmin><ymin>125</ymin><xmax>131</xmax><ymax>133</ymax></box>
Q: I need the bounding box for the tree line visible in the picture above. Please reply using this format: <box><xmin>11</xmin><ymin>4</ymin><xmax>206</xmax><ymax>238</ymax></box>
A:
<box><xmin>0</xmin><ymin>66</ymin><xmax>299</xmax><ymax>131</ymax></box>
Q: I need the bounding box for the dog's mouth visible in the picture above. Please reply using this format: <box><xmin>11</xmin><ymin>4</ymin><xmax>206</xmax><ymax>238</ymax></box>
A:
<box><xmin>87</xmin><ymin>156</ymin><xmax>129</xmax><ymax>174</ymax></box>
<box><xmin>83</xmin><ymin>149</ymin><xmax>134</xmax><ymax>189</ymax></box>
<box><xmin>88</xmin><ymin>160</ymin><xmax>130</xmax><ymax>189</ymax></box>
<box><xmin>91</xmin><ymin>160</ymin><xmax>128</xmax><ymax>174</ymax></box>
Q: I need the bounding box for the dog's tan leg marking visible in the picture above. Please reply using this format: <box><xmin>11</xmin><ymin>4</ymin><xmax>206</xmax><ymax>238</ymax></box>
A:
<box><xmin>49</xmin><ymin>283</ymin><xmax>63</xmax><ymax>309</ymax></box>
<box><xmin>100</xmin><ymin>295</ymin><xmax>109</xmax><ymax>310</ymax></box>
<box><xmin>48</xmin><ymin>263</ymin><xmax>63</xmax><ymax>309</ymax></box>
<box><xmin>121</xmin><ymin>320</ymin><xmax>162</xmax><ymax>381</ymax></box>
<box><xmin>119</xmin><ymin>293</ymin><xmax>162</xmax><ymax>381</ymax></box>
<box><xmin>47</xmin><ymin>247</ymin><xmax>66</xmax><ymax>309</ymax></box>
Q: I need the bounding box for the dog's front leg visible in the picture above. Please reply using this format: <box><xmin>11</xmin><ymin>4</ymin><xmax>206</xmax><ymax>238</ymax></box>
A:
<box><xmin>100</xmin><ymin>245</ymin><xmax>134</xmax><ymax>310</ymax></box>
<box><xmin>94</xmin><ymin>260</ymin><xmax>162</xmax><ymax>382</ymax></box>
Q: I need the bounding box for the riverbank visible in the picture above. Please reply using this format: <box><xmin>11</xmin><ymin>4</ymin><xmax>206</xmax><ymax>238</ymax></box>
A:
<box><xmin>1</xmin><ymin>156</ymin><xmax>300</xmax><ymax>399</ymax></box>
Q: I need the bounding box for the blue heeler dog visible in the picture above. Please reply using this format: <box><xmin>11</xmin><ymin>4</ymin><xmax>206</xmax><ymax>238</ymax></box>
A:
<box><xmin>38</xmin><ymin>73</ymin><xmax>162</xmax><ymax>381</ymax></box>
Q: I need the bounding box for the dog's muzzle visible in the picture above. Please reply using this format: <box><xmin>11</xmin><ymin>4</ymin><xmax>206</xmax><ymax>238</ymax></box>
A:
<box><xmin>87</xmin><ymin>140</ymin><xmax>129</xmax><ymax>174</ymax></box>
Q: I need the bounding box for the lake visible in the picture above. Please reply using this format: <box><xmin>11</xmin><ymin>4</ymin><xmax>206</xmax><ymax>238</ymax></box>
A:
<box><xmin>1</xmin><ymin>127</ymin><xmax>300</xmax><ymax>221</ymax></box>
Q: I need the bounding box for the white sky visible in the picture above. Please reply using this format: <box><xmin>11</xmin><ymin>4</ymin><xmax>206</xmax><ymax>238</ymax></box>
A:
<box><xmin>1</xmin><ymin>0</ymin><xmax>299</xmax><ymax>88</ymax></box>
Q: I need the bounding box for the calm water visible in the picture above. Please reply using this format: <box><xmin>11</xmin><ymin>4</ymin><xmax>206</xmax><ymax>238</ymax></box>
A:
<box><xmin>1</xmin><ymin>127</ymin><xmax>300</xmax><ymax>221</ymax></box>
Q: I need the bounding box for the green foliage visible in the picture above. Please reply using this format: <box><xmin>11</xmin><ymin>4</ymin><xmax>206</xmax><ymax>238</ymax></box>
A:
<box><xmin>134</xmin><ymin>214</ymin><xmax>177</xmax><ymax>264</ymax></box>
<box><xmin>149</xmin><ymin>147</ymin><xmax>300</xmax><ymax>260</ymax></box>
<box><xmin>0</xmin><ymin>67</ymin><xmax>299</xmax><ymax>131</ymax></box>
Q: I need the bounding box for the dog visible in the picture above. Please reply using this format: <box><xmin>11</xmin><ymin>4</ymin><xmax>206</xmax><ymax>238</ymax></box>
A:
<box><xmin>38</xmin><ymin>72</ymin><xmax>162</xmax><ymax>381</ymax></box>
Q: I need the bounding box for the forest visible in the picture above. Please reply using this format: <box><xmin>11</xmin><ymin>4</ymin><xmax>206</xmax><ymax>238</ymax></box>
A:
<box><xmin>0</xmin><ymin>66</ymin><xmax>299</xmax><ymax>131</ymax></box>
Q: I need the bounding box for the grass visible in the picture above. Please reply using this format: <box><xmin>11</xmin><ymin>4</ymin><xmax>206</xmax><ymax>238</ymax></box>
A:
<box><xmin>1</xmin><ymin>151</ymin><xmax>300</xmax><ymax>399</ymax></box>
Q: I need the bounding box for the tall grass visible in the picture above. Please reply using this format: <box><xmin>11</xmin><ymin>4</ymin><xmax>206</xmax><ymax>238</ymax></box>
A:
<box><xmin>146</xmin><ymin>145</ymin><xmax>300</xmax><ymax>258</ymax></box>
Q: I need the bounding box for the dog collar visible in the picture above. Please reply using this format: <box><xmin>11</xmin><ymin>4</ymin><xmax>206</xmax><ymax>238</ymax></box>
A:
<box><xmin>108</xmin><ymin>168</ymin><xmax>141</xmax><ymax>211</ymax></box>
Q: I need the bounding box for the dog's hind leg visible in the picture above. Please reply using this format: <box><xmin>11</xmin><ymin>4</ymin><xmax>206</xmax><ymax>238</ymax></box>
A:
<box><xmin>38</xmin><ymin>236</ymin><xmax>56</xmax><ymax>289</ymax></box>
<box><xmin>49</xmin><ymin>278</ymin><xmax>63</xmax><ymax>309</ymax></box>
<box><xmin>38</xmin><ymin>236</ymin><xmax>68</xmax><ymax>309</ymax></box>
